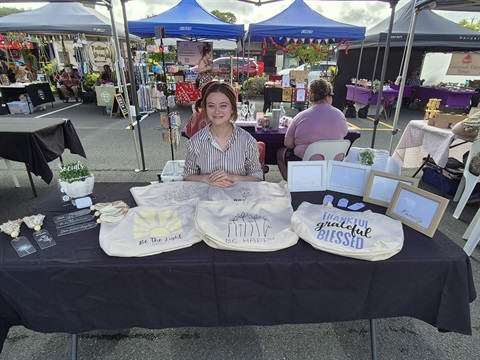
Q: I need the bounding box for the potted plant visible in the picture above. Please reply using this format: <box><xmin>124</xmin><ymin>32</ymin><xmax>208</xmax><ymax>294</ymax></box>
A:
<box><xmin>359</xmin><ymin>149</ymin><xmax>375</xmax><ymax>166</ymax></box>
<box><xmin>58</xmin><ymin>161</ymin><xmax>94</xmax><ymax>198</ymax></box>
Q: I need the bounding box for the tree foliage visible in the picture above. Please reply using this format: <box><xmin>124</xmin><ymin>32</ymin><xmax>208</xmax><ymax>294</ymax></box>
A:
<box><xmin>211</xmin><ymin>10</ymin><xmax>236</xmax><ymax>24</ymax></box>
<box><xmin>286</xmin><ymin>44</ymin><xmax>327</xmax><ymax>66</ymax></box>
<box><xmin>0</xmin><ymin>6</ymin><xmax>25</xmax><ymax>17</ymax></box>
<box><xmin>459</xmin><ymin>19</ymin><xmax>480</xmax><ymax>32</ymax></box>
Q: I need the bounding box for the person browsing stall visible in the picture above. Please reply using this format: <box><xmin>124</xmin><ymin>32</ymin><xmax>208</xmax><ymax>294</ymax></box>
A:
<box><xmin>196</xmin><ymin>44</ymin><xmax>215</xmax><ymax>90</ymax></box>
<box><xmin>59</xmin><ymin>67</ymin><xmax>81</xmax><ymax>102</ymax></box>
<box><xmin>183</xmin><ymin>81</ymin><xmax>263</xmax><ymax>187</ymax></box>
<box><xmin>276</xmin><ymin>78</ymin><xmax>348</xmax><ymax>181</ymax></box>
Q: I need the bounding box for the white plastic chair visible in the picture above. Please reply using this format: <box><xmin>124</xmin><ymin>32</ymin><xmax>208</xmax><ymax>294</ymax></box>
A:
<box><xmin>344</xmin><ymin>147</ymin><xmax>401</xmax><ymax>175</ymax></box>
<box><xmin>302</xmin><ymin>140</ymin><xmax>351</xmax><ymax>161</ymax></box>
<box><xmin>1</xmin><ymin>157</ymin><xmax>20</xmax><ymax>188</ymax></box>
<box><xmin>462</xmin><ymin>209</ymin><xmax>480</xmax><ymax>256</ymax></box>
<box><xmin>453</xmin><ymin>140</ymin><xmax>480</xmax><ymax>219</ymax></box>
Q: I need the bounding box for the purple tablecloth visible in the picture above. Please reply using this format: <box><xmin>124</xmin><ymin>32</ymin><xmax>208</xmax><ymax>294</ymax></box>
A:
<box><xmin>414</xmin><ymin>87</ymin><xmax>475</xmax><ymax>108</ymax></box>
<box><xmin>391</xmin><ymin>84</ymin><xmax>414</xmax><ymax>98</ymax></box>
<box><xmin>346</xmin><ymin>85</ymin><xmax>399</xmax><ymax>105</ymax></box>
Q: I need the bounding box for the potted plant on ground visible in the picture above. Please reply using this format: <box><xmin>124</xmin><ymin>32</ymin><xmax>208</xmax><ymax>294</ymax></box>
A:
<box><xmin>58</xmin><ymin>161</ymin><xmax>94</xmax><ymax>198</ymax></box>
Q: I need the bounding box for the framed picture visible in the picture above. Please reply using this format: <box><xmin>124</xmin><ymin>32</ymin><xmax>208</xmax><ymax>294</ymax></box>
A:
<box><xmin>327</xmin><ymin>161</ymin><xmax>371</xmax><ymax>196</ymax></box>
<box><xmin>386</xmin><ymin>183</ymin><xmax>449</xmax><ymax>238</ymax></box>
<box><xmin>363</xmin><ymin>170</ymin><xmax>420</xmax><ymax>207</ymax></box>
<box><xmin>287</xmin><ymin>161</ymin><xmax>327</xmax><ymax>192</ymax></box>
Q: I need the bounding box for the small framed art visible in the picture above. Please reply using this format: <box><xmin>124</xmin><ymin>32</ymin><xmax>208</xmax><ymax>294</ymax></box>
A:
<box><xmin>363</xmin><ymin>170</ymin><xmax>420</xmax><ymax>207</ymax></box>
<box><xmin>327</xmin><ymin>161</ymin><xmax>371</xmax><ymax>196</ymax></box>
<box><xmin>287</xmin><ymin>161</ymin><xmax>328</xmax><ymax>192</ymax></box>
<box><xmin>386</xmin><ymin>183</ymin><xmax>449</xmax><ymax>238</ymax></box>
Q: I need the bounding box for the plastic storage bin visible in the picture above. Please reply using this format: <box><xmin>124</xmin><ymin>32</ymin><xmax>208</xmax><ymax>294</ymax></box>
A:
<box><xmin>7</xmin><ymin>101</ymin><xmax>31</xmax><ymax>114</ymax></box>
<box><xmin>161</xmin><ymin>160</ymin><xmax>185</xmax><ymax>182</ymax></box>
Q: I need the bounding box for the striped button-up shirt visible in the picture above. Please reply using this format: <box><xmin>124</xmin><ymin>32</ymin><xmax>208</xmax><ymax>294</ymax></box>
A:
<box><xmin>184</xmin><ymin>124</ymin><xmax>263</xmax><ymax>180</ymax></box>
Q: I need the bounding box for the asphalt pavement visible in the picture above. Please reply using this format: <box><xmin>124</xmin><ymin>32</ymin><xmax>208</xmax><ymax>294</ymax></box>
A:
<box><xmin>0</xmin><ymin>96</ymin><xmax>478</xmax><ymax>360</ymax></box>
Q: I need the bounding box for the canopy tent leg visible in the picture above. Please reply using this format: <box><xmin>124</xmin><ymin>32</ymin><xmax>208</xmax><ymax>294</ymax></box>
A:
<box><xmin>389</xmin><ymin>3</ymin><xmax>422</xmax><ymax>154</ymax></box>
<box><xmin>371</xmin><ymin>0</ymin><xmax>399</xmax><ymax>149</ymax></box>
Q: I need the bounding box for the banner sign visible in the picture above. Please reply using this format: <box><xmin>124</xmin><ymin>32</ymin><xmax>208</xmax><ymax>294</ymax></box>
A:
<box><xmin>176</xmin><ymin>41</ymin><xmax>212</xmax><ymax>66</ymax></box>
<box><xmin>447</xmin><ymin>53</ymin><xmax>480</xmax><ymax>76</ymax></box>
<box><xmin>88</xmin><ymin>41</ymin><xmax>114</xmax><ymax>71</ymax></box>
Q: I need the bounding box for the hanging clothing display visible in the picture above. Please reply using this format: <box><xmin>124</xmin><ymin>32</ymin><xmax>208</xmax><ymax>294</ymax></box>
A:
<box><xmin>195</xmin><ymin>199</ymin><xmax>298</xmax><ymax>252</ymax></box>
<box><xmin>99</xmin><ymin>200</ymin><xmax>201</xmax><ymax>257</ymax></box>
<box><xmin>291</xmin><ymin>202</ymin><xmax>404</xmax><ymax>261</ymax></box>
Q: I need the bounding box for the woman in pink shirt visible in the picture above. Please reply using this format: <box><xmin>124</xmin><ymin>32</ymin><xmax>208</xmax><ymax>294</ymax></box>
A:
<box><xmin>277</xmin><ymin>78</ymin><xmax>348</xmax><ymax>180</ymax></box>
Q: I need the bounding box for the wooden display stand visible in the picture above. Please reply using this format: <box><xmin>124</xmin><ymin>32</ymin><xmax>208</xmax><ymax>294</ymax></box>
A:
<box><xmin>112</xmin><ymin>93</ymin><xmax>128</xmax><ymax>119</ymax></box>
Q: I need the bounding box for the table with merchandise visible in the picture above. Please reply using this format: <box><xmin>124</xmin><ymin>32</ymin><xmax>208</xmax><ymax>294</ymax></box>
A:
<box><xmin>0</xmin><ymin>181</ymin><xmax>475</xmax><ymax>359</ymax></box>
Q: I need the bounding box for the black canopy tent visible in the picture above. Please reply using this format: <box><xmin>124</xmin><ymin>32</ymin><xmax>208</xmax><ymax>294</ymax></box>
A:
<box><xmin>334</xmin><ymin>0</ymin><xmax>480</xmax><ymax>111</ymax></box>
<box><xmin>386</xmin><ymin>0</ymin><xmax>480</xmax><ymax>153</ymax></box>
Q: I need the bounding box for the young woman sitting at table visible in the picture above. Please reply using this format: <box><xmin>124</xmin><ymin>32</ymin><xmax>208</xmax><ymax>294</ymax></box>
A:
<box><xmin>183</xmin><ymin>81</ymin><xmax>263</xmax><ymax>187</ymax></box>
<box><xmin>276</xmin><ymin>78</ymin><xmax>349</xmax><ymax>181</ymax></box>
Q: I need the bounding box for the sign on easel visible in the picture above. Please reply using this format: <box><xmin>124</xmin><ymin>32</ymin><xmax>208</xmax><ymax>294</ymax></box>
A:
<box><xmin>112</xmin><ymin>93</ymin><xmax>128</xmax><ymax>119</ymax></box>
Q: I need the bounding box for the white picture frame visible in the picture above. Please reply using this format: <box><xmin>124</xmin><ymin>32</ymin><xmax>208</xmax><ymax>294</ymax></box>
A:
<box><xmin>386</xmin><ymin>183</ymin><xmax>449</xmax><ymax>238</ymax></box>
<box><xmin>287</xmin><ymin>161</ymin><xmax>328</xmax><ymax>192</ymax></box>
<box><xmin>327</xmin><ymin>161</ymin><xmax>371</xmax><ymax>196</ymax></box>
<box><xmin>363</xmin><ymin>170</ymin><xmax>420</xmax><ymax>207</ymax></box>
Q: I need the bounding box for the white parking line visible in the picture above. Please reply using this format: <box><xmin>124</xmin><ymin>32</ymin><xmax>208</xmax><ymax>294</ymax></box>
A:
<box><xmin>34</xmin><ymin>103</ymin><xmax>82</xmax><ymax>118</ymax></box>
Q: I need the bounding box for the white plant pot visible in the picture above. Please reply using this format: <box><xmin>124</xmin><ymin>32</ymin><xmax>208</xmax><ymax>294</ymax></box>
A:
<box><xmin>59</xmin><ymin>175</ymin><xmax>95</xmax><ymax>198</ymax></box>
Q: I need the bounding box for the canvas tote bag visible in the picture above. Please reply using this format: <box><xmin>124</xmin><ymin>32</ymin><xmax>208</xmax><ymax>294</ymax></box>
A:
<box><xmin>130</xmin><ymin>181</ymin><xmax>210</xmax><ymax>206</ymax></box>
<box><xmin>291</xmin><ymin>202</ymin><xmax>404</xmax><ymax>261</ymax></box>
<box><xmin>195</xmin><ymin>199</ymin><xmax>298</xmax><ymax>252</ymax></box>
<box><xmin>99</xmin><ymin>200</ymin><xmax>202</xmax><ymax>257</ymax></box>
<box><xmin>208</xmin><ymin>181</ymin><xmax>291</xmax><ymax>201</ymax></box>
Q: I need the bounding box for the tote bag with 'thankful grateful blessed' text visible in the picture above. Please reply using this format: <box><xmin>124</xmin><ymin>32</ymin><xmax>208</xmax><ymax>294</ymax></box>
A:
<box><xmin>291</xmin><ymin>202</ymin><xmax>404</xmax><ymax>261</ymax></box>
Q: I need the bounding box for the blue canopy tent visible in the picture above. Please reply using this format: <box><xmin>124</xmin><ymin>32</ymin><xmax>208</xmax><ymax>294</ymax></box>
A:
<box><xmin>247</xmin><ymin>0</ymin><xmax>366</xmax><ymax>43</ymax></box>
<box><xmin>127</xmin><ymin>0</ymin><xmax>244</xmax><ymax>39</ymax></box>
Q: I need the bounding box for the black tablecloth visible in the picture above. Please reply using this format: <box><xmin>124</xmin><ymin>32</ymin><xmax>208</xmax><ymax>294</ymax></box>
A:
<box><xmin>0</xmin><ymin>183</ymin><xmax>476</xmax><ymax>353</ymax></box>
<box><xmin>0</xmin><ymin>118</ymin><xmax>86</xmax><ymax>183</ymax></box>
<box><xmin>0</xmin><ymin>83</ymin><xmax>55</xmax><ymax>109</ymax></box>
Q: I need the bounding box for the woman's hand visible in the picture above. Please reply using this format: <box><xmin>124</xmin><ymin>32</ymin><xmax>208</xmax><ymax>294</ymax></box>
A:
<box><xmin>207</xmin><ymin>170</ymin><xmax>236</xmax><ymax>188</ymax></box>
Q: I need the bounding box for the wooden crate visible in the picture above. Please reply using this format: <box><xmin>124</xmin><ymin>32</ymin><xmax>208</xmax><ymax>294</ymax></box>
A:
<box><xmin>282</xmin><ymin>87</ymin><xmax>292</xmax><ymax>102</ymax></box>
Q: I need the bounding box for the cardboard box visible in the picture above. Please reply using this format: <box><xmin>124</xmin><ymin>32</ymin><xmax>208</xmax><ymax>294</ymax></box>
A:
<box><xmin>282</xmin><ymin>87</ymin><xmax>292</xmax><ymax>102</ymax></box>
<box><xmin>290</xmin><ymin>70</ymin><xmax>307</xmax><ymax>83</ymax></box>
<box><xmin>161</xmin><ymin>160</ymin><xmax>185</xmax><ymax>182</ymax></box>
<box><xmin>429</xmin><ymin>113</ymin><xmax>468</xmax><ymax>128</ymax></box>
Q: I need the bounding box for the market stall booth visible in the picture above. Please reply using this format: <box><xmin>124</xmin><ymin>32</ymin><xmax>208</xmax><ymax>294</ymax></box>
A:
<box><xmin>0</xmin><ymin>2</ymin><xmax>137</xmax><ymax>113</ymax></box>
<box><xmin>127</xmin><ymin>0</ymin><xmax>245</xmax><ymax>104</ymax></box>
<box><xmin>334</xmin><ymin>0</ymin><xmax>480</xmax><ymax>112</ymax></box>
<box><xmin>246</xmin><ymin>0</ymin><xmax>365</xmax><ymax>112</ymax></box>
